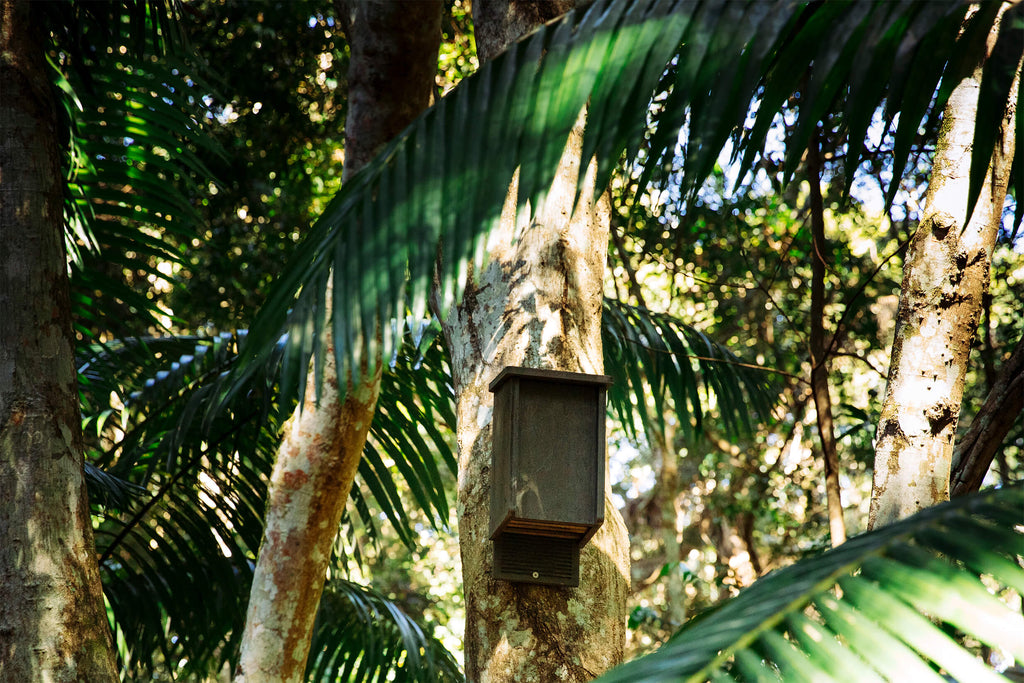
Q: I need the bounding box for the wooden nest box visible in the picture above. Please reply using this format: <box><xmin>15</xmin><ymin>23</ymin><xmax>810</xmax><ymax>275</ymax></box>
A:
<box><xmin>488</xmin><ymin>367</ymin><xmax>611</xmax><ymax>586</ymax></box>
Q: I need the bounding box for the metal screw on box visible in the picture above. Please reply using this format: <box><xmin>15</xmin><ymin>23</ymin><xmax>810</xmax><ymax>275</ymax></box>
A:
<box><xmin>488</xmin><ymin>367</ymin><xmax>612</xmax><ymax>587</ymax></box>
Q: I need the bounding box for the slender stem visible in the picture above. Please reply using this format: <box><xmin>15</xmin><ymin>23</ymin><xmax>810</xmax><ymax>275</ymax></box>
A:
<box><xmin>807</xmin><ymin>129</ymin><xmax>846</xmax><ymax>547</ymax></box>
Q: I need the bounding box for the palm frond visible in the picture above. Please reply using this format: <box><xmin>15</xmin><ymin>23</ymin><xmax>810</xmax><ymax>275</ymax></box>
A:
<box><xmin>596</xmin><ymin>485</ymin><xmax>1024</xmax><ymax>682</ymax></box>
<box><xmin>82</xmin><ymin>330</ymin><xmax>459</xmax><ymax>675</ymax></box>
<box><xmin>306</xmin><ymin>580</ymin><xmax>463</xmax><ymax>683</ymax></box>
<box><xmin>227</xmin><ymin>0</ymin><xmax>1012</xmax><ymax>411</ymax></box>
<box><xmin>42</xmin><ymin>0</ymin><xmax>187</xmax><ymax>70</ymax></box>
<box><xmin>602</xmin><ymin>299</ymin><xmax>778</xmax><ymax>443</ymax></box>
<box><xmin>86</xmin><ymin>333</ymin><xmax>274</xmax><ymax>677</ymax></box>
<box><xmin>49</xmin><ymin>11</ymin><xmax>222</xmax><ymax>342</ymax></box>
<box><xmin>369</xmin><ymin>339</ymin><xmax>458</xmax><ymax>543</ymax></box>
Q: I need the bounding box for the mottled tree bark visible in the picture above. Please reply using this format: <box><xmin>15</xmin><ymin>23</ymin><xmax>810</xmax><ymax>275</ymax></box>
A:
<box><xmin>443</xmin><ymin>4</ymin><xmax>629</xmax><ymax>680</ymax></box>
<box><xmin>0</xmin><ymin>1</ymin><xmax>119</xmax><ymax>680</ymax></box>
<box><xmin>445</xmin><ymin>124</ymin><xmax>630</xmax><ymax>683</ymax></box>
<box><xmin>869</xmin><ymin>5</ymin><xmax>1020</xmax><ymax>528</ymax></box>
<box><xmin>234</xmin><ymin>2</ymin><xmax>442</xmax><ymax>680</ymax></box>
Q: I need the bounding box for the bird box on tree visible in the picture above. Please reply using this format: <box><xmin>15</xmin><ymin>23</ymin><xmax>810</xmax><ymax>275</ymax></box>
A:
<box><xmin>488</xmin><ymin>366</ymin><xmax>612</xmax><ymax>586</ymax></box>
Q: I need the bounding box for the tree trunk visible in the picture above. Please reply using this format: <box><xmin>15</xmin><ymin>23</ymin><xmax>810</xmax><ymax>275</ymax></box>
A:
<box><xmin>806</xmin><ymin>132</ymin><xmax>846</xmax><ymax>546</ymax></box>
<box><xmin>472</xmin><ymin>0</ymin><xmax>574</xmax><ymax>64</ymax></box>
<box><xmin>444</xmin><ymin>7</ymin><xmax>629</xmax><ymax>681</ymax></box>
<box><xmin>868</xmin><ymin>5</ymin><xmax>1020</xmax><ymax>528</ymax></box>
<box><xmin>445</xmin><ymin>123</ymin><xmax>630</xmax><ymax>683</ymax></box>
<box><xmin>949</xmin><ymin>334</ymin><xmax>1024</xmax><ymax>496</ymax></box>
<box><xmin>0</xmin><ymin>1</ymin><xmax>119</xmax><ymax>680</ymax></box>
<box><xmin>234</xmin><ymin>3</ymin><xmax>441</xmax><ymax>680</ymax></box>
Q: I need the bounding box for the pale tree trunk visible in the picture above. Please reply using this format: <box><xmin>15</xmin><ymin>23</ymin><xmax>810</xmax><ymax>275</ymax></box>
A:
<box><xmin>445</xmin><ymin>125</ymin><xmax>630</xmax><ymax>683</ymax></box>
<box><xmin>444</xmin><ymin>6</ymin><xmax>629</xmax><ymax>681</ymax></box>
<box><xmin>652</xmin><ymin>421</ymin><xmax>686</xmax><ymax>625</ymax></box>
<box><xmin>869</xmin><ymin>5</ymin><xmax>1021</xmax><ymax>528</ymax></box>
<box><xmin>0</xmin><ymin>1</ymin><xmax>119</xmax><ymax>680</ymax></box>
<box><xmin>234</xmin><ymin>3</ymin><xmax>441</xmax><ymax>680</ymax></box>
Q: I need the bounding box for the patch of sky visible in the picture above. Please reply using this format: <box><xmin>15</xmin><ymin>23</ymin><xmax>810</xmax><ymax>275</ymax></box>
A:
<box><xmin>609</xmin><ymin>438</ymin><xmax>655</xmax><ymax>509</ymax></box>
<box><xmin>651</xmin><ymin>98</ymin><xmax>940</xmax><ymax>229</ymax></box>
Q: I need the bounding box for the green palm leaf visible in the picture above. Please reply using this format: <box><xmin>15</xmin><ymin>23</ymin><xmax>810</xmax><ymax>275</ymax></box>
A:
<box><xmin>83</xmin><ymin>332</ymin><xmax>461</xmax><ymax>677</ymax></box>
<box><xmin>85</xmin><ymin>334</ymin><xmax>271</xmax><ymax>677</ymax></box>
<box><xmin>307</xmin><ymin>580</ymin><xmax>463</xmax><ymax>683</ymax></box>
<box><xmin>48</xmin><ymin>4</ymin><xmax>223</xmax><ymax>343</ymax></box>
<box><xmin>228</xmin><ymin>0</ymin><xmax>1014</xmax><ymax>411</ymax></box>
<box><xmin>602</xmin><ymin>299</ymin><xmax>777</xmax><ymax>443</ymax></box>
<box><xmin>595</xmin><ymin>485</ymin><xmax>1024</xmax><ymax>682</ymax></box>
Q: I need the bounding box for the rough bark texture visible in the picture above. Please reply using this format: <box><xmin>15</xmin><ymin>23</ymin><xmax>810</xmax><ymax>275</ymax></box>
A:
<box><xmin>338</xmin><ymin>0</ymin><xmax>445</xmax><ymax>172</ymax></box>
<box><xmin>949</xmin><ymin>334</ymin><xmax>1024</xmax><ymax>496</ymax></box>
<box><xmin>0</xmin><ymin>1</ymin><xmax>119</xmax><ymax>680</ymax></box>
<box><xmin>234</xmin><ymin>3</ymin><xmax>441</xmax><ymax>680</ymax></box>
<box><xmin>234</xmin><ymin>353</ymin><xmax>382</xmax><ymax>682</ymax></box>
<box><xmin>443</xmin><ymin>7</ymin><xmax>630</xmax><ymax>678</ymax></box>
<box><xmin>869</xmin><ymin>6</ymin><xmax>1020</xmax><ymax>528</ymax></box>
<box><xmin>806</xmin><ymin>137</ymin><xmax>846</xmax><ymax>546</ymax></box>
<box><xmin>472</xmin><ymin>0</ymin><xmax>574</xmax><ymax>63</ymax></box>
<box><xmin>444</xmin><ymin>120</ymin><xmax>630</xmax><ymax>682</ymax></box>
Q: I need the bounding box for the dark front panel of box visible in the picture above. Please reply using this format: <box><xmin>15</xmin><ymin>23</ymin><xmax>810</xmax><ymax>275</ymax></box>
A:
<box><xmin>511</xmin><ymin>378</ymin><xmax>600</xmax><ymax>527</ymax></box>
<box><xmin>490</xmin><ymin>377</ymin><xmax>515</xmax><ymax>539</ymax></box>
<box><xmin>493</xmin><ymin>532</ymin><xmax>580</xmax><ymax>586</ymax></box>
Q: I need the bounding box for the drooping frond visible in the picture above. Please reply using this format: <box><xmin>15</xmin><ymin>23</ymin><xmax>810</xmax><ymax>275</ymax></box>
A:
<box><xmin>368</xmin><ymin>339</ymin><xmax>458</xmax><ymax>545</ymax></box>
<box><xmin>66</xmin><ymin>57</ymin><xmax>222</xmax><ymax>338</ymax></box>
<box><xmin>306</xmin><ymin>580</ymin><xmax>463</xmax><ymax>683</ymax></box>
<box><xmin>596</xmin><ymin>485</ymin><xmax>1024</xmax><ymax>682</ymax></box>
<box><xmin>228</xmin><ymin>0</ymin><xmax>1015</xmax><ymax>411</ymax></box>
<box><xmin>85</xmin><ymin>333</ymin><xmax>273</xmax><ymax>676</ymax></box>
<box><xmin>46</xmin><ymin>0</ymin><xmax>223</xmax><ymax>343</ymax></box>
<box><xmin>602</xmin><ymin>299</ymin><xmax>778</xmax><ymax>443</ymax></box>
<box><xmin>81</xmin><ymin>330</ymin><xmax>459</xmax><ymax>676</ymax></box>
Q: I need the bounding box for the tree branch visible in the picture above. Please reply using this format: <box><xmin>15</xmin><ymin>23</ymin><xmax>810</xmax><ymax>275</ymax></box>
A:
<box><xmin>950</xmin><ymin>335</ymin><xmax>1024</xmax><ymax>496</ymax></box>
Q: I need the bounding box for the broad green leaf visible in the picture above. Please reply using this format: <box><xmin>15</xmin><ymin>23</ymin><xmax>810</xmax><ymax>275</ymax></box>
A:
<box><xmin>596</xmin><ymin>486</ymin><xmax>1024</xmax><ymax>683</ymax></box>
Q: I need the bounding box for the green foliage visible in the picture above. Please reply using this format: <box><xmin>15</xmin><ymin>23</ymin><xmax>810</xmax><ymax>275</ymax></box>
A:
<box><xmin>45</xmin><ymin>0</ymin><xmax>1024</xmax><ymax>680</ymax></box>
<box><xmin>307</xmin><ymin>580</ymin><xmax>463</xmax><ymax>683</ymax></box>
<box><xmin>228</xmin><ymin>0</ymin><xmax>1020</xmax><ymax>420</ymax></box>
<box><xmin>84</xmin><ymin>333</ymin><xmax>273</xmax><ymax>676</ymax></box>
<box><xmin>46</xmin><ymin>1</ymin><xmax>224</xmax><ymax>344</ymax></box>
<box><xmin>603</xmin><ymin>299</ymin><xmax>778</xmax><ymax>443</ymax></box>
<box><xmin>81</xmin><ymin>331</ymin><xmax>461</xmax><ymax>678</ymax></box>
<box><xmin>169</xmin><ymin>1</ymin><xmax>351</xmax><ymax>329</ymax></box>
<box><xmin>598</xmin><ymin>486</ymin><xmax>1024</xmax><ymax>682</ymax></box>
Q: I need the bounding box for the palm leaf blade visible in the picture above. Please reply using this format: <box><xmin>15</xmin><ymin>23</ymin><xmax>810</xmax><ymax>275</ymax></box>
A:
<box><xmin>595</xmin><ymin>486</ymin><xmax>1024</xmax><ymax>682</ymax></box>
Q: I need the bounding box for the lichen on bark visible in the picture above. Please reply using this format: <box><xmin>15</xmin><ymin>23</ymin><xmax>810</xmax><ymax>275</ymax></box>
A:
<box><xmin>869</xmin><ymin>4</ymin><xmax>1020</xmax><ymax>528</ymax></box>
<box><xmin>444</xmin><ymin>95</ymin><xmax>630</xmax><ymax>679</ymax></box>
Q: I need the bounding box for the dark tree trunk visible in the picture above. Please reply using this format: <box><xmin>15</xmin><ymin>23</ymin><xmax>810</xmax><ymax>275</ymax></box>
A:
<box><xmin>806</xmin><ymin>134</ymin><xmax>846</xmax><ymax>546</ymax></box>
<box><xmin>0</xmin><ymin>1</ymin><xmax>119</xmax><ymax>680</ymax></box>
<box><xmin>949</xmin><ymin>335</ymin><xmax>1024</xmax><ymax>496</ymax></box>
